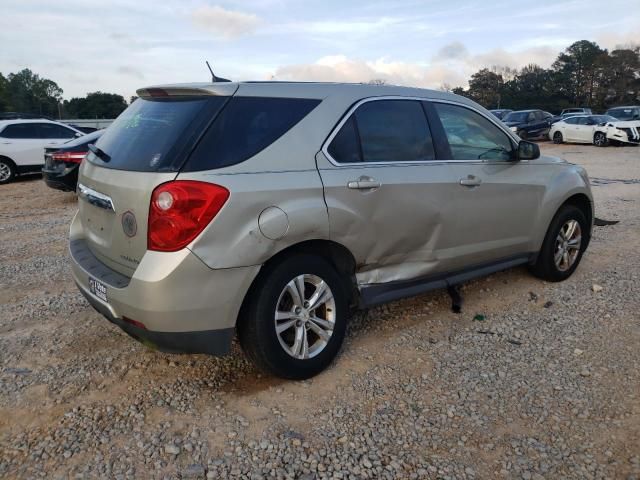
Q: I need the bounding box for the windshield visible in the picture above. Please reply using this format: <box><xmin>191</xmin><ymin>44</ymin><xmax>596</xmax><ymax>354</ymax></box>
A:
<box><xmin>592</xmin><ymin>115</ymin><xmax>617</xmax><ymax>124</ymax></box>
<box><xmin>89</xmin><ymin>96</ymin><xmax>227</xmax><ymax>172</ymax></box>
<box><xmin>503</xmin><ymin>112</ymin><xmax>528</xmax><ymax>123</ymax></box>
<box><xmin>607</xmin><ymin>108</ymin><xmax>638</xmax><ymax>121</ymax></box>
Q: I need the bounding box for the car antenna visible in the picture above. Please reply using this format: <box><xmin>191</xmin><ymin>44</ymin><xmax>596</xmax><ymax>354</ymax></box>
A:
<box><xmin>206</xmin><ymin>60</ymin><xmax>218</xmax><ymax>82</ymax></box>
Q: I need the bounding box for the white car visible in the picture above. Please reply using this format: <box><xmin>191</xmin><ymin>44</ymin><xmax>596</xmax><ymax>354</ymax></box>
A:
<box><xmin>549</xmin><ymin>114</ymin><xmax>640</xmax><ymax>147</ymax></box>
<box><xmin>0</xmin><ymin>119</ymin><xmax>84</xmax><ymax>184</ymax></box>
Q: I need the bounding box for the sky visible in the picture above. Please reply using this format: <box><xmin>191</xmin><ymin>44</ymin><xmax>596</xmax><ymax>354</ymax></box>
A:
<box><xmin>0</xmin><ymin>0</ymin><xmax>638</xmax><ymax>100</ymax></box>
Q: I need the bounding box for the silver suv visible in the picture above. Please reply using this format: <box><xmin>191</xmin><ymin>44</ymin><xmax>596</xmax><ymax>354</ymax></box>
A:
<box><xmin>70</xmin><ymin>82</ymin><xmax>593</xmax><ymax>379</ymax></box>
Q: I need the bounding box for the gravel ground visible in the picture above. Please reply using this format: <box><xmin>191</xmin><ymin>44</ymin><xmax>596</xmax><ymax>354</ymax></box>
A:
<box><xmin>0</xmin><ymin>143</ymin><xmax>639</xmax><ymax>479</ymax></box>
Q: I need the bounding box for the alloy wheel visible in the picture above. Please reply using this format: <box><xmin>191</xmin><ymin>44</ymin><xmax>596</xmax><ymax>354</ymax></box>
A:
<box><xmin>0</xmin><ymin>162</ymin><xmax>11</xmax><ymax>182</ymax></box>
<box><xmin>554</xmin><ymin>219</ymin><xmax>582</xmax><ymax>272</ymax></box>
<box><xmin>274</xmin><ymin>274</ymin><xmax>336</xmax><ymax>360</ymax></box>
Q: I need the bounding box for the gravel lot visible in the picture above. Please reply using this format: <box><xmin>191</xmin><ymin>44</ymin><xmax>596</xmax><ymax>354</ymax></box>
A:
<box><xmin>1</xmin><ymin>143</ymin><xmax>639</xmax><ymax>480</ymax></box>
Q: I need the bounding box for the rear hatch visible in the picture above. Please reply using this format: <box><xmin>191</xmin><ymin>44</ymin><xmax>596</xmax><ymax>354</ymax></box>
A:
<box><xmin>77</xmin><ymin>84</ymin><xmax>236</xmax><ymax>276</ymax></box>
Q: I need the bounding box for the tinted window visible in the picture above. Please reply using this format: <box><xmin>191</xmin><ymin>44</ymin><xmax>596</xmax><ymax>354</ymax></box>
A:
<box><xmin>185</xmin><ymin>97</ymin><xmax>320</xmax><ymax>171</ymax></box>
<box><xmin>0</xmin><ymin>123</ymin><xmax>40</xmax><ymax>139</ymax></box>
<box><xmin>328</xmin><ymin>116</ymin><xmax>361</xmax><ymax>163</ymax></box>
<box><xmin>565</xmin><ymin>117</ymin><xmax>579</xmax><ymax>125</ymax></box>
<box><xmin>434</xmin><ymin>103</ymin><xmax>514</xmax><ymax>161</ymax></box>
<box><xmin>577</xmin><ymin>117</ymin><xmax>591</xmax><ymax>125</ymax></box>
<box><xmin>503</xmin><ymin>112</ymin><xmax>528</xmax><ymax>123</ymax></box>
<box><xmin>351</xmin><ymin>100</ymin><xmax>434</xmax><ymax>162</ymax></box>
<box><xmin>607</xmin><ymin>108</ymin><xmax>639</xmax><ymax>121</ymax></box>
<box><xmin>39</xmin><ymin>123</ymin><xmax>76</xmax><ymax>139</ymax></box>
<box><xmin>91</xmin><ymin>96</ymin><xmax>227</xmax><ymax>172</ymax></box>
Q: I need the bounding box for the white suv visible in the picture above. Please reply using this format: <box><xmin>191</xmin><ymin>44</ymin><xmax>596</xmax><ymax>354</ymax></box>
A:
<box><xmin>0</xmin><ymin>119</ymin><xmax>84</xmax><ymax>184</ymax></box>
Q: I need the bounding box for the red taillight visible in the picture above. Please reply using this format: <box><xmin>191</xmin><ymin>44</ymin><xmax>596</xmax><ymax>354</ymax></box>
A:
<box><xmin>148</xmin><ymin>181</ymin><xmax>229</xmax><ymax>252</ymax></box>
<box><xmin>51</xmin><ymin>151</ymin><xmax>87</xmax><ymax>164</ymax></box>
<box><xmin>123</xmin><ymin>317</ymin><xmax>147</xmax><ymax>330</ymax></box>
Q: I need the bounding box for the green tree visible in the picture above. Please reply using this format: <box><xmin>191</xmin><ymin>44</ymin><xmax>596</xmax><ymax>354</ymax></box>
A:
<box><xmin>467</xmin><ymin>68</ymin><xmax>504</xmax><ymax>108</ymax></box>
<box><xmin>606</xmin><ymin>48</ymin><xmax>640</xmax><ymax>106</ymax></box>
<box><xmin>1</xmin><ymin>69</ymin><xmax>63</xmax><ymax>117</ymax></box>
<box><xmin>0</xmin><ymin>73</ymin><xmax>8</xmax><ymax>111</ymax></box>
<box><xmin>63</xmin><ymin>91</ymin><xmax>128</xmax><ymax>119</ymax></box>
<box><xmin>552</xmin><ymin>40</ymin><xmax>605</xmax><ymax>107</ymax></box>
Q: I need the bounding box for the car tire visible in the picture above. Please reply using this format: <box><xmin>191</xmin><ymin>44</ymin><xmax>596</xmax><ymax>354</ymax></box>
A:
<box><xmin>553</xmin><ymin>131</ymin><xmax>563</xmax><ymax>144</ymax></box>
<box><xmin>529</xmin><ymin>205</ymin><xmax>588</xmax><ymax>282</ymax></box>
<box><xmin>0</xmin><ymin>157</ymin><xmax>16</xmax><ymax>184</ymax></box>
<box><xmin>518</xmin><ymin>130</ymin><xmax>528</xmax><ymax>140</ymax></box>
<box><xmin>238</xmin><ymin>254</ymin><xmax>349</xmax><ymax>380</ymax></box>
<box><xmin>593</xmin><ymin>131</ymin><xmax>608</xmax><ymax>147</ymax></box>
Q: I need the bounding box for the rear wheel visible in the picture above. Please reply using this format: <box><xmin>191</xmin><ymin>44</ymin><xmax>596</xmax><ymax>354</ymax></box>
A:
<box><xmin>553</xmin><ymin>131</ymin><xmax>563</xmax><ymax>144</ymax></box>
<box><xmin>238</xmin><ymin>254</ymin><xmax>348</xmax><ymax>379</ymax></box>
<box><xmin>0</xmin><ymin>158</ymin><xmax>16</xmax><ymax>184</ymax></box>
<box><xmin>529</xmin><ymin>205</ymin><xmax>588</xmax><ymax>282</ymax></box>
<box><xmin>593</xmin><ymin>131</ymin><xmax>608</xmax><ymax>147</ymax></box>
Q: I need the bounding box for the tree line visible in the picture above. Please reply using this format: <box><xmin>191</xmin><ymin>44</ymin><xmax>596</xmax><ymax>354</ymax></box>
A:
<box><xmin>0</xmin><ymin>69</ymin><xmax>129</xmax><ymax>119</ymax></box>
<box><xmin>450</xmin><ymin>40</ymin><xmax>640</xmax><ymax>113</ymax></box>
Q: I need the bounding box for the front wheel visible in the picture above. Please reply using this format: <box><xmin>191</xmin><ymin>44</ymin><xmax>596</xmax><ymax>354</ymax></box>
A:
<box><xmin>593</xmin><ymin>131</ymin><xmax>608</xmax><ymax>147</ymax></box>
<box><xmin>0</xmin><ymin>158</ymin><xmax>16</xmax><ymax>184</ymax></box>
<box><xmin>553</xmin><ymin>131</ymin><xmax>563</xmax><ymax>144</ymax></box>
<box><xmin>529</xmin><ymin>205</ymin><xmax>588</xmax><ymax>282</ymax></box>
<box><xmin>238</xmin><ymin>254</ymin><xmax>349</xmax><ymax>379</ymax></box>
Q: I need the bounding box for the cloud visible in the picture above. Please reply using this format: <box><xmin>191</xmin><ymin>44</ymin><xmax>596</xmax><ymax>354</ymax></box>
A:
<box><xmin>116</xmin><ymin>66</ymin><xmax>145</xmax><ymax>80</ymax></box>
<box><xmin>272</xmin><ymin>42</ymin><xmax>565</xmax><ymax>89</ymax></box>
<box><xmin>191</xmin><ymin>5</ymin><xmax>260</xmax><ymax>39</ymax></box>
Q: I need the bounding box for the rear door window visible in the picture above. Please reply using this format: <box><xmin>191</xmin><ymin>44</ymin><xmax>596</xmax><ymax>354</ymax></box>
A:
<box><xmin>90</xmin><ymin>96</ymin><xmax>227</xmax><ymax>172</ymax></box>
<box><xmin>184</xmin><ymin>97</ymin><xmax>321</xmax><ymax>171</ymax></box>
<box><xmin>433</xmin><ymin>103</ymin><xmax>514</xmax><ymax>161</ymax></box>
<box><xmin>327</xmin><ymin>99</ymin><xmax>435</xmax><ymax>163</ymax></box>
<box><xmin>0</xmin><ymin>123</ymin><xmax>41</xmax><ymax>139</ymax></box>
<box><xmin>39</xmin><ymin>123</ymin><xmax>77</xmax><ymax>139</ymax></box>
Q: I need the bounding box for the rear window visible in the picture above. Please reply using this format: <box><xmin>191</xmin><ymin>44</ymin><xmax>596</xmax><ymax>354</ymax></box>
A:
<box><xmin>90</xmin><ymin>96</ymin><xmax>227</xmax><ymax>172</ymax></box>
<box><xmin>183</xmin><ymin>97</ymin><xmax>321</xmax><ymax>171</ymax></box>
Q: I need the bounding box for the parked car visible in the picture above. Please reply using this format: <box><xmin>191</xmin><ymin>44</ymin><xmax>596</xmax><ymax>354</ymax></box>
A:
<box><xmin>0</xmin><ymin>120</ymin><xmax>84</xmax><ymax>184</ymax></box>
<box><xmin>560</xmin><ymin>107</ymin><xmax>592</xmax><ymax>116</ymax></box>
<box><xmin>550</xmin><ymin>114</ymin><xmax>640</xmax><ymax>146</ymax></box>
<box><xmin>605</xmin><ymin>106</ymin><xmax>640</xmax><ymax>121</ymax></box>
<box><xmin>489</xmin><ymin>109</ymin><xmax>512</xmax><ymax>120</ymax></box>
<box><xmin>502</xmin><ymin>109</ymin><xmax>551</xmax><ymax>139</ymax></box>
<box><xmin>70</xmin><ymin>82</ymin><xmax>593</xmax><ymax>379</ymax></box>
<box><xmin>43</xmin><ymin>130</ymin><xmax>103</xmax><ymax>191</ymax></box>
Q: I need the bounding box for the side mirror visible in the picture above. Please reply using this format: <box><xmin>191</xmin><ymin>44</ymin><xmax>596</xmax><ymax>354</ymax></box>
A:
<box><xmin>517</xmin><ymin>140</ymin><xmax>540</xmax><ymax>160</ymax></box>
<box><xmin>74</xmin><ymin>132</ymin><xmax>83</xmax><ymax>138</ymax></box>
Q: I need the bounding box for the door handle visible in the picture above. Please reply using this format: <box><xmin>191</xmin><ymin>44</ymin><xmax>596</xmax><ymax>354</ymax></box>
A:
<box><xmin>347</xmin><ymin>177</ymin><xmax>381</xmax><ymax>190</ymax></box>
<box><xmin>459</xmin><ymin>176</ymin><xmax>482</xmax><ymax>187</ymax></box>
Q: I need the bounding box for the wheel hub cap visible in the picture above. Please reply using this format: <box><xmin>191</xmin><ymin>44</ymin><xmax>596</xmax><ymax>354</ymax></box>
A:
<box><xmin>274</xmin><ymin>274</ymin><xmax>336</xmax><ymax>360</ymax></box>
<box><xmin>554</xmin><ymin>219</ymin><xmax>582</xmax><ymax>272</ymax></box>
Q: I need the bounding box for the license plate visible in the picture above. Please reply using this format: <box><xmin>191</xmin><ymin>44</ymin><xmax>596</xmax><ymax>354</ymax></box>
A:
<box><xmin>89</xmin><ymin>277</ymin><xmax>108</xmax><ymax>302</ymax></box>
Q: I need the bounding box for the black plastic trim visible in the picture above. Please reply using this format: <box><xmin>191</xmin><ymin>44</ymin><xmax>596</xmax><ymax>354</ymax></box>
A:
<box><xmin>70</xmin><ymin>239</ymin><xmax>131</xmax><ymax>288</ymax></box>
<box><xmin>359</xmin><ymin>254</ymin><xmax>532</xmax><ymax>307</ymax></box>
<box><xmin>78</xmin><ymin>285</ymin><xmax>234</xmax><ymax>355</ymax></box>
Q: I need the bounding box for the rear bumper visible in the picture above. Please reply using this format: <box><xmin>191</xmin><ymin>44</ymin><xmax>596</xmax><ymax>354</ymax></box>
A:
<box><xmin>69</xmin><ymin>214</ymin><xmax>260</xmax><ymax>354</ymax></box>
<box><xmin>78</xmin><ymin>284</ymin><xmax>234</xmax><ymax>355</ymax></box>
<box><xmin>42</xmin><ymin>165</ymin><xmax>78</xmax><ymax>192</ymax></box>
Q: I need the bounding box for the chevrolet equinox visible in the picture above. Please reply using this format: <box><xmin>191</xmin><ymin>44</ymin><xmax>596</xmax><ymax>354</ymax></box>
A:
<box><xmin>70</xmin><ymin>82</ymin><xmax>593</xmax><ymax>379</ymax></box>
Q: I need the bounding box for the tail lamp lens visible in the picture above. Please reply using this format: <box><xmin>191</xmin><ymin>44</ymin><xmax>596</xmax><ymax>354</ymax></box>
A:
<box><xmin>148</xmin><ymin>181</ymin><xmax>229</xmax><ymax>252</ymax></box>
<box><xmin>51</xmin><ymin>151</ymin><xmax>87</xmax><ymax>164</ymax></box>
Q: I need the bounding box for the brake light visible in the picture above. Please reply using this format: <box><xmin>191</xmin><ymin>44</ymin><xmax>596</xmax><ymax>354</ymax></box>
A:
<box><xmin>51</xmin><ymin>151</ymin><xmax>87</xmax><ymax>164</ymax></box>
<box><xmin>148</xmin><ymin>181</ymin><xmax>229</xmax><ymax>252</ymax></box>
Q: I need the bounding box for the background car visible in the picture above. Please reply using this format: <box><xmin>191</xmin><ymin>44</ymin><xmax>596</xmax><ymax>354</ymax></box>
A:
<box><xmin>561</xmin><ymin>107</ymin><xmax>592</xmax><ymax>116</ymax></box>
<box><xmin>489</xmin><ymin>109</ymin><xmax>512</xmax><ymax>120</ymax></box>
<box><xmin>502</xmin><ymin>109</ymin><xmax>551</xmax><ymax>139</ymax></box>
<box><xmin>605</xmin><ymin>106</ymin><xmax>640</xmax><ymax>121</ymax></box>
<box><xmin>68</xmin><ymin>124</ymin><xmax>99</xmax><ymax>134</ymax></box>
<box><xmin>0</xmin><ymin>119</ymin><xmax>84</xmax><ymax>184</ymax></box>
<box><xmin>43</xmin><ymin>130</ymin><xmax>103</xmax><ymax>192</ymax></box>
<box><xmin>549</xmin><ymin>114</ymin><xmax>640</xmax><ymax>146</ymax></box>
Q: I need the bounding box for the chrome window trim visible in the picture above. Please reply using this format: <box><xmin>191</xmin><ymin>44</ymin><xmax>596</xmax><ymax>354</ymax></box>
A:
<box><xmin>320</xmin><ymin>95</ymin><xmax>521</xmax><ymax>167</ymax></box>
<box><xmin>77</xmin><ymin>183</ymin><xmax>115</xmax><ymax>212</ymax></box>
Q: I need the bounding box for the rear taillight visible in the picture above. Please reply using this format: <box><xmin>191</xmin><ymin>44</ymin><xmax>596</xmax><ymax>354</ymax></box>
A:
<box><xmin>148</xmin><ymin>181</ymin><xmax>229</xmax><ymax>252</ymax></box>
<box><xmin>51</xmin><ymin>151</ymin><xmax>87</xmax><ymax>164</ymax></box>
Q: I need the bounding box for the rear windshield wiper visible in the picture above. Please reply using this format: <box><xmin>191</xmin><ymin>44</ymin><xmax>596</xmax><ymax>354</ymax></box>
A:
<box><xmin>88</xmin><ymin>143</ymin><xmax>111</xmax><ymax>163</ymax></box>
